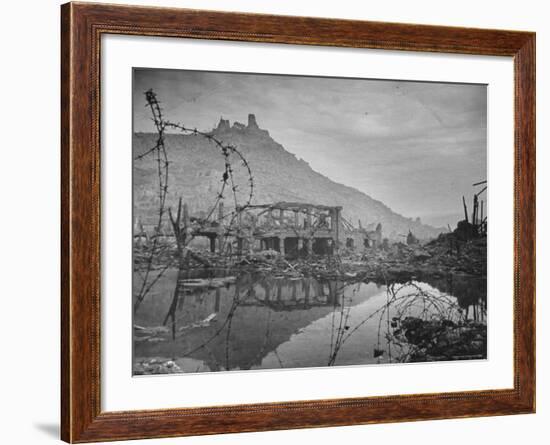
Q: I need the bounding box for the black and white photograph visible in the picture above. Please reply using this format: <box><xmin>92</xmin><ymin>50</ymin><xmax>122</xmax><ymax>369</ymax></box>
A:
<box><xmin>132</xmin><ymin>68</ymin><xmax>488</xmax><ymax>376</ymax></box>
<box><xmin>1</xmin><ymin>0</ymin><xmax>544</xmax><ymax>443</ymax></box>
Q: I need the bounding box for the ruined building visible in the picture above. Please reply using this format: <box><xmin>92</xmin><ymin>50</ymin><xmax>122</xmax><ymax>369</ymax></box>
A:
<box><xmin>213</xmin><ymin>113</ymin><xmax>269</xmax><ymax>137</ymax></box>
<box><xmin>159</xmin><ymin>198</ymin><xmax>383</xmax><ymax>259</ymax></box>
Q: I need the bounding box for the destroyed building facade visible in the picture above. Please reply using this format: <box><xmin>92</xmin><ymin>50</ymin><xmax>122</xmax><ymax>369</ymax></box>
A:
<box><xmin>135</xmin><ymin>199</ymin><xmax>383</xmax><ymax>258</ymax></box>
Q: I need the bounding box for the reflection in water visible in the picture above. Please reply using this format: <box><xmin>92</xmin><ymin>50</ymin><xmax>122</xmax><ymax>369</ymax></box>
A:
<box><xmin>133</xmin><ymin>269</ymin><xmax>486</xmax><ymax>374</ymax></box>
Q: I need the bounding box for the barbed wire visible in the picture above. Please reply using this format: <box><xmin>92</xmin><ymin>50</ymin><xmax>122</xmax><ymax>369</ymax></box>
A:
<box><xmin>133</xmin><ymin>89</ymin><xmax>255</xmax><ymax>313</ymax></box>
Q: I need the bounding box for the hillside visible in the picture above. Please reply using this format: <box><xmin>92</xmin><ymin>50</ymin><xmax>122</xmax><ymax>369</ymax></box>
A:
<box><xmin>133</xmin><ymin>115</ymin><xmax>444</xmax><ymax>240</ymax></box>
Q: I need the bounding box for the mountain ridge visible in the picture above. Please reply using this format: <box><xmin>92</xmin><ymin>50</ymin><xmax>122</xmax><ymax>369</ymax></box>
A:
<box><xmin>133</xmin><ymin>115</ymin><xmax>445</xmax><ymax>241</ymax></box>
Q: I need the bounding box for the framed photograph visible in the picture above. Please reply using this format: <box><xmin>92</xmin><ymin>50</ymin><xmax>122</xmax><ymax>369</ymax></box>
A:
<box><xmin>61</xmin><ymin>2</ymin><xmax>535</xmax><ymax>442</ymax></box>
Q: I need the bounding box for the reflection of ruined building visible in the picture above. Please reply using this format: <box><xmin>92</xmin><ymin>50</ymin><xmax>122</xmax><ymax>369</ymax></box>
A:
<box><xmin>134</xmin><ymin>272</ymin><xmax>378</xmax><ymax>372</ymax></box>
<box><xmin>424</xmin><ymin>275</ymin><xmax>487</xmax><ymax>322</ymax></box>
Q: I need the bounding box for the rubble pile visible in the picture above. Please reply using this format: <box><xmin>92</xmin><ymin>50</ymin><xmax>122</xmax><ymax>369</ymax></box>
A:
<box><xmin>358</xmin><ymin>235</ymin><xmax>486</xmax><ymax>281</ymax></box>
<box><xmin>391</xmin><ymin>316</ymin><xmax>487</xmax><ymax>362</ymax></box>
<box><xmin>133</xmin><ymin>358</ymin><xmax>182</xmax><ymax>375</ymax></box>
<box><xmin>134</xmin><ymin>222</ymin><xmax>487</xmax><ymax>288</ymax></box>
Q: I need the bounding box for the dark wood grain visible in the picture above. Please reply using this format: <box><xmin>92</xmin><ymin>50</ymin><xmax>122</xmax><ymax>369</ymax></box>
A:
<box><xmin>60</xmin><ymin>2</ymin><xmax>536</xmax><ymax>442</ymax></box>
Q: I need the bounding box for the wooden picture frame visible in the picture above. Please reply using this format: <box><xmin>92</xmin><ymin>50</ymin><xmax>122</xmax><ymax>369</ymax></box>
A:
<box><xmin>61</xmin><ymin>2</ymin><xmax>536</xmax><ymax>442</ymax></box>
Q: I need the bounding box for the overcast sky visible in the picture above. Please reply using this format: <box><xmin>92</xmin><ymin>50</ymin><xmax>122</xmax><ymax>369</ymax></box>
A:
<box><xmin>134</xmin><ymin>69</ymin><xmax>487</xmax><ymax>227</ymax></box>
